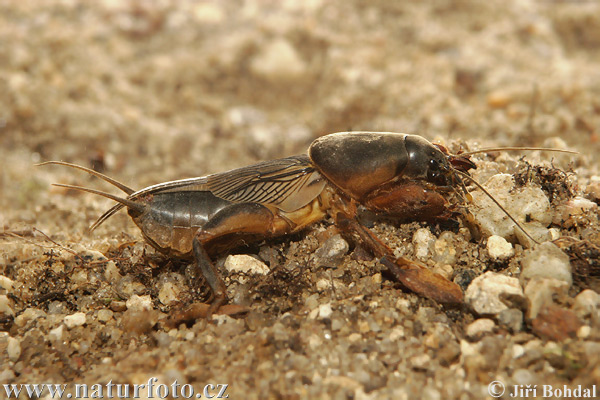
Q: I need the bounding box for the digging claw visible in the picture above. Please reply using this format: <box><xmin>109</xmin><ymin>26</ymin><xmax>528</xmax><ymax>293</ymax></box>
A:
<box><xmin>380</xmin><ymin>256</ymin><xmax>463</xmax><ymax>305</ymax></box>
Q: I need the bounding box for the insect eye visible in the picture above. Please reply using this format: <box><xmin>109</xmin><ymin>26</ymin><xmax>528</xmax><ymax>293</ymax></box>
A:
<box><xmin>427</xmin><ymin>159</ymin><xmax>446</xmax><ymax>185</ymax></box>
<box><xmin>429</xmin><ymin>159</ymin><xmax>439</xmax><ymax>171</ymax></box>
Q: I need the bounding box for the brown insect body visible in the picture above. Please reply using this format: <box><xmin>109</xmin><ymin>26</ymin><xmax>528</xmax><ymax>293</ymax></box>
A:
<box><xmin>42</xmin><ymin>132</ymin><xmax>480</xmax><ymax>315</ymax></box>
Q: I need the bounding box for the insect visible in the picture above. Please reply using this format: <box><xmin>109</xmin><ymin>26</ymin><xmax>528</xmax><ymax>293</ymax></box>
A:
<box><xmin>39</xmin><ymin>131</ymin><xmax>570</xmax><ymax>318</ymax></box>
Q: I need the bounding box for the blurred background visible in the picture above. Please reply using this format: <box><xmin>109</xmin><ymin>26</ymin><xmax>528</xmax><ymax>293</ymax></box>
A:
<box><xmin>2</xmin><ymin>0</ymin><xmax>599</xmax><ymax>220</ymax></box>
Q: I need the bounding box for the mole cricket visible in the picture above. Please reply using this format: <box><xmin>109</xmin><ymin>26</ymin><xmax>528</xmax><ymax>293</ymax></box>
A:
<box><xmin>40</xmin><ymin>131</ymin><xmax>574</xmax><ymax>318</ymax></box>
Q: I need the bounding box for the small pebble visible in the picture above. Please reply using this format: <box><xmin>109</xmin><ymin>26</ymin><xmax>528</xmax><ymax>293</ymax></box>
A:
<box><xmin>466</xmin><ymin>318</ymin><xmax>495</xmax><ymax>340</ymax></box>
<box><xmin>521</xmin><ymin>242</ymin><xmax>572</xmax><ymax>286</ymax></box>
<box><xmin>13</xmin><ymin>308</ymin><xmax>46</xmax><ymax>328</ymax></box>
<box><xmin>487</xmin><ymin>90</ymin><xmax>512</xmax><ymax>108</ymax></box>
<box><xmin>7</xmin><ymin>337</ymin><xmax>21</xmax><ymax>361</ymax></box>
<box><xmin>432</xmin><ymin>264</ymin><xmax>453</xmax><ymax>280</ymax></box>
<box><xmin>49</xmin><ymin>325</ymin><xmax>64</xmax><ymax>341</ymax></box>
<box><xmin>433</xmin><ymin>232</ymin><xmax>457</xmax><ymax>265</ymax></box>
<box><xmin>78</xmin><ymin>249</ymin><xmax>107</xmax><ymax>261</ymax></box>
<box><xmin>126</xmin><ymin>295</ymin><xmax>153</xmax><ymax>312</ymax></box>
<box><xmin>110</xmin><ymin>300</ymin><xmax>127</xmax><ymax>312</ymax></box>
<box><xmin>512</xmin><ymin>344</ymin><xmax>525</xmax><ymax>359</ymax></box>
<box><xmin>192</xmin><ymin>3</ymin><xmax>224</xmax><ymax>24</ymax></box>
<box><xmin>64</xmin><ymin>312</ymin><xmax>87</xmax><ymax>329</ymax></box>
<box><xmin>0</xmin><ymin>275</ymin><xmax>14</xmax><ymax>291</ymax></box>
<box><xmin>348</xmin><ymin>333</ymin><xmax>362</xmax><ymax>343</ymax></box>
<box><xmin>559</xmin><ymin>197</ymin><xmax>597</xmax><ymax>222</ymax></box>
<box><xmin>312</xmin><ymin>234</ymin><xmax>349</xmax><ymax>267</ymax></box>
<box><xmin>410</xmin><ymin>353</ymin><xmax>431</xmax><ymax>370</ymax></box>
<box><xmin>122</xmin><ymin>309</ymin><xmax>158</xmax><ymax>334</ymax></box>
<box><xmin>158</xmin><ymin>282</ymin><xmax>181</xmax><ymax>306</ymax></box>
<box><xmin>117</xmin><ymin>276</ymin><xmax>146</xmax><ymax>297</ymax></box>
<box><xmin>465</xmin><ymin>272</ymin><xmax>525</xmax><ymax>315</ymax></box>
<box><xmin>0</xmin><ymin>295</ymin><xmax>14</xmax><ymax>316</ymax></box>
<box><xmin>422</xmin><ymin>387</ymin><xmax>441</xmax><ymax>400</ymax></box>
<box><xmin>577</xmin><ymin>325</ymin><xmax>591</xmax><ymax>339</ymax></box>
<box><xmin>471</xmin><ymin>174</ymin><xmax>551</xmax><ymax>241</ymax></box>
<box><xmin>498</xmin><ymin>308</ymin><xmax>523</xmax><ymax>332</ymax></box>
<box><xmin>331</xmin><ymin>318</ymin><xmax>344</xmax><ymax>331</ymax></box>
<box><xmin>584</xmin><ymin>180</ymin><xmax>600</xmax><ymax>202</ymax></box>
<box><xmin>524</xmin><ymin>277</ymin><xmax>570</xmax><ymax>319</ymax></box>
<box><xmin>389</xmin><ymin>327</ymin><xmax>405</xmax><ymax>341</ymax></box>
<box><xmin>512</xmin><ymin>368</ymin><xmax>537</xmax><ymax>386</ymax></box>
<box><xmin>486</xmin><ymin>235</ymin><xmax>514</xmax><ymax>260</ymax></box>
<box><xmin>514</xmin><ymin>222</ymin><xmax>552</xmax><ymax>249</ymax></box>
<box><xmin>224</xmin><ymin>255</ymin><xmax>270</xmax><ymax>278</ymax></box>
<box><xmin>0</xmin><ymin>368</ymin><xmax>15</xmax><ymax>382</ymax></box>
<box><xmin>47</xmin><ymin>301</ymin><xmax>68</xmax><ymax>315</ymax></box>
<box><xmin>104</xmin><ymin>260</ymin><xmax>122</xmax><ymax>282</ymax></box>
<box><xmin>250</xmin><ymin>38</ymin><xmax>307</xmax><ymax>82</ymax></box>
<box><xmin>571</xmin><ymin>289</ymin><xmax>600</xmax><ymax>318</ymax></box>
<box><xmin>413</xmin><ymin>228</ymin><xmax>435</xmax><ymax>260</ymax></box>
<box><xmin>97</xmin><ymin>309</ymin><xmax>114</xmax><ymax>323</ymax></box>
<box><xmin>317</xmin><ymin>303</ymin><xmax>333</xmax><ymax>321</ymax></box>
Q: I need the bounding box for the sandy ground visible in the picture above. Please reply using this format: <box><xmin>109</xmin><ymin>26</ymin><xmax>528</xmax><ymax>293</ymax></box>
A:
<box><xmin>1</xmin><ymin>0</ymin><xmax>600</xmax><ymax>399</ymax></box>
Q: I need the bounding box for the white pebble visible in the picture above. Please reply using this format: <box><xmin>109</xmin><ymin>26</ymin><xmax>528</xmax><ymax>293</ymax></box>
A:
<box><xmin>520</xmin><ymin>242</ymin><xmax>571</xmax><ymax>286</ymax></box>
<box><xmin>224</xmin><ymin>255</ymin><xmax>269</xmax><ymax>275</ymax></box>
<box><xmin>158</xmin><ymin>282</ymin><xmax>181</xmax><ymax>306</ymax></box>
<box><xmin>413</xmin><ymin>228</ymin><xmax>435</xmax><ymax>260</ymax></box>
<box><xmin>471</xmin><ymin>174</ymin><xmax>551</xmax><ymax>241</ymax></box>
<box><xmin>577</xmin><ymin>325</ymin><xmax>591</xmax><ymax>339</ymax></box>
<box><xmin>126</xmin><ymin>294</ymin><xmax>153</xmax><ymax>312</ymax></box>
<box><xmin>250</xmin><ymin>38</ymin><xmax>307</xmax><ymax>82</ymax></box>
<box><xmin>389</xmin><ymin>327</ymin><xmax>405</xmax><ymax>341</ymax></box>
<box><xmin>64</xmin><ymin>312</ymin><xmax>87</xmax><ymax>329</ymax></box>
<box><xmin>410</xmin><ymin>353</ymin><xmax>431</xmax><ymax>370</ymax></box>
<box><xmin>316</xmin><ymin>279</ymin><xmax>330</xmax><ymax>291</ymax></box>
<box><xmin>318</xmin><ymin>303</ymin><xmax>333</xmax><ymax>320</ymax></box>
<box><xmin>512</xmin><ymin>368</ymin><xmax>536</xmax><ymax>386</ymax></box>
<box><xmin>560</xmin><ymin>197</ymin><xmax>597</xmax><ymax>221</ymax></box>
<box><xmin>465</xmin><ymin>318</ymin><xmax>495</xmax><ymax>339</ymax></box>
<box><xmin>433</xmin><ymin>232</ymin><xmax>457</xmax><ymax>265</ymax></box>
<box><xmin>0</xmin><ymin>295</ymin><xmax>14</xmax><ymax>316</ymax></box>
<box><xmin>465</xmin><ymin>272</ymin><xmax>525</xmax><ymax>315</ymax></box>
<box><xmin>103</xmin><ymin>260</ymin><xmax>122</xmax><ymax>283</ymax></box>
<box><xmin>514</xmin><ymin>222</ymin><xmax>552</xmax><ymax>249</ymax></box>
<box><xmin>571</xmin><ymin>289</ymin><xmax>600</xmax><ymax>318</ymax></box>
<box><xmin>79</xmin><ymin>249</ymin><xmax>107</xmax><ymax>261</ymax></box>
<box><xmin>13</xmin><ymin>308</ymin><xmax>46</xmax><ymax>328</ymax></box>
<box><xmin>0</xmin><ymin>275</ymin><xmax>14</xmax><ymax>291</ymax></box>
<box><xmin>49</xmin><ymin>325</ymin><xmax>64</xmax><ymax>341</ymax></box>
<box><xmin>7</xmin><ymin>337</ymin><xmax>21</xmax><ymax>361</ymax></box>
<box><xmin>486</xmin><ymin>235</ymin><xmax>514</xmax><ymax>260</ymax></box>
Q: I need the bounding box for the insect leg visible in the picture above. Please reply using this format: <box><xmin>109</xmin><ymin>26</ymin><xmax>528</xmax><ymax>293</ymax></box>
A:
<box><xmin>194</xmin><ymin>203</ymin><xmax>294</xmax><ymax>317</ymax></box>
<box><xmin>334</xmin><ymin>211</ymin><xmax>463</xmax><ymax>305</ymax></box>
<box><xmin>362</xmin><ymin>182</ymin><xmax>447</xmax><ymax>220</ymax></box>
<box><xmin>192</xmin><ymin>238</ymin><xmax>228</xmax><ymax>316</ymax></box>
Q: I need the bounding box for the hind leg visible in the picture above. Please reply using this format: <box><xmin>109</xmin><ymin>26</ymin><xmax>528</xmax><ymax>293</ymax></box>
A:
<box><xmin>191</xmin><ymin>202</ymin><xmax>294</xmax><ymax>319</ymax></box>
<box><xmin>192</xmin><ymin>238</ymin><xmax>228</xmax><ymax>316</ymax></box>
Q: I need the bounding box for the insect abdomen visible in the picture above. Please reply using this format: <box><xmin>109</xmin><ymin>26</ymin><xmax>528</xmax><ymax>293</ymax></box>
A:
<box><xmin>135</xmin><ymin>191</ymin><xmax>233</xmax><ymax>257</ymax></box>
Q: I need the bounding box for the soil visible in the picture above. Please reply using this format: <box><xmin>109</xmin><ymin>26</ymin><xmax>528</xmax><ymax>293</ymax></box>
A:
<box><xmin>1</xmin><ymin>1</ymin><xmax>600</xmax><ymax>399</ymax></box>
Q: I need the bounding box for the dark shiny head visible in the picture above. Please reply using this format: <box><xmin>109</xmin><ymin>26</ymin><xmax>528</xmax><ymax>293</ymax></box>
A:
<box><xmin>402</xmin><ymin>135</ymin><xmax>456</xmax><ymax>187</ymax></box>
